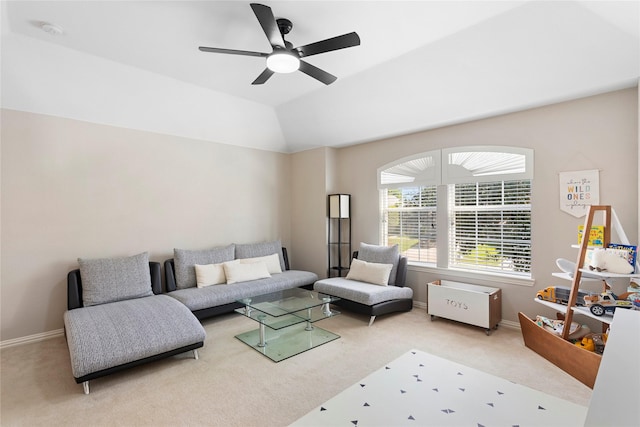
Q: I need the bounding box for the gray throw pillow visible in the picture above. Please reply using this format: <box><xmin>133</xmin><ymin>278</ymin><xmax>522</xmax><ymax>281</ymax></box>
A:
<box><xmin>358</xmin><ymin>243</ymin><xmax>400</xmax><ymax>285</ymax></box>
<box><xmin>78</xmin><ymin>252</ymin><xmax>153</xmax><ymax>307</ymax></box>
<box><xmin>235</xmin><ymin>240</ymin><xmax>286</xmax><ymax>272</ymax></box>
<box><xmin>174</xmin><ymin>244</ymin><xmax>235</xmax><ymax>289</ymax></box>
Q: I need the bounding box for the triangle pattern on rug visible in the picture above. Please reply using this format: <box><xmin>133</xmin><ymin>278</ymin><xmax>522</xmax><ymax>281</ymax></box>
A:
<box><xmin>290</xmin><ymin>349</ymin><xmax>587</xmax><ymax>426</ymax></box>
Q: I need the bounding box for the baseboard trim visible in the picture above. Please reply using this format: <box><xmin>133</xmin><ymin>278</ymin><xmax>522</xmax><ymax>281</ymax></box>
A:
<box><xmin>499</xmin><ymin>319</ymin><xmax>521</xmax><ymax>330</ymax></box>
<box><xmin>1</xmin><ymin>328</ymin><xmax>64</xmax><ymax>349</ymax></box>
<box><xmin>0</xmin><ymin>310</ymin><xmax>521</xmax><ymax>349</ymax></box>
<box><xmin>413</xmin><ymin>300</ymin><xmax>521</xmax><ymax>331</ymax></box>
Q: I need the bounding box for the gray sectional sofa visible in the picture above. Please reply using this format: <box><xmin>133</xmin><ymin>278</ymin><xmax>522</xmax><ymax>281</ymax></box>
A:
<box><xmin>64</xmin><ymin>253</ymin><xmax>206</xmax><ymax>394</ymax></box>
<box><xmin>63</xmin><ymin>242</ymin><xmax>318</xmax><ymax>393</ymax></box>
<box><xmin>164</xmin><ymin>241</ymin><xmax>318</xmax><ymax>320</ymax></box>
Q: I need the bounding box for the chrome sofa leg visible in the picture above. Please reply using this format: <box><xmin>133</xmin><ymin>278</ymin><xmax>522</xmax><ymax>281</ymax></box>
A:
<box><xmin>193</xmin><ymin>349</ymin><xmax>199</xmax><ymax>360</ymax></box>
<box><xmin>368</xmin><ymin>316</ymin><xmax>376</xmax><ymax>326</ymax></box>
<box><xmin>82</xmin><ymin>381</ymin><xmax>89</xmax><ymax>395</ymax></box>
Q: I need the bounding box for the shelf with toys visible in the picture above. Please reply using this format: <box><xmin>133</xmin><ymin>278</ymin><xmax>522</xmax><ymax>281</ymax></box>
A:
<box><xmin>519</xmin><ymin>205</ymin><xmax>639</xmax><ymax>389</ymax></box>
<box><xmin>540</xmin><ymin>271</ymin><xmax>639</xmax><ymax>325</ymax></box>
<box><xmin>532</xmin><ymin>297</ymin><xmax>616</xmax><ymax>324</ymax></box>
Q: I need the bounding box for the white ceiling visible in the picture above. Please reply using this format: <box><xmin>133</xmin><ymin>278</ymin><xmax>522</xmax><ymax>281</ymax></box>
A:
<box><xmin>2</xmin><ymin>1</ymin><xmax>639</xmax><ymax>153</ymax></box>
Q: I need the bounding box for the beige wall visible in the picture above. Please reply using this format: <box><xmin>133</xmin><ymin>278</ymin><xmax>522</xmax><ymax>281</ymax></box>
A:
<box><xmin>2</xmin><ymin>87</ymin><xmax>638</xmax><ymax>342</ymax></box>
<box><xmin>288</xmin><ymin>146</ymin><xmax>345</xmax><ymax>278</ymax></box>
<box><xmin>321</xmin><ymin>88</ymin><xmax>638</xmax><ymax>326</ymax></box>
<box><xmin>1</xmin><ymin>109</ymin><xmax>292</xmax><ymax>341</ymax></box>
<box><xmin>289</xmin><ymin>147</ymin><xmax>330</xmax><ymax>277</ymax></box>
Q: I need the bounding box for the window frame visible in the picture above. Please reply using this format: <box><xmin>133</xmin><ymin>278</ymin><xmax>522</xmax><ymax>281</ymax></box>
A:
<box><xmin>378</xmin><ymin>146</ymin><xmax>534</xmax><ymax>282</ymax></box>
<box><xmin>380</xmin><ymin>186</ymin><xmax>438</xmax><ymax>265</ymax></box>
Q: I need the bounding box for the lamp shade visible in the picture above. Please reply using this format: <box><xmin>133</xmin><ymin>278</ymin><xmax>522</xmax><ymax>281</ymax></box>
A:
<box><xmin>266</xmin><ymin>51</ymin><xmax>300</xmax><ymax>73</ymax></box>
<box><xmin>328</xmin><ymin>194</ymin><xmax>350</xmax><ymax>218</ymax></box>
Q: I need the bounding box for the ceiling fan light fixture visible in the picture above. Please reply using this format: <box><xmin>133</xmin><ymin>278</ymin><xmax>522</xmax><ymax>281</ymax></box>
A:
<box><xmin>266</xmin><ymin>51</ymin><xmax>300</xmax><ymax>73</ymax></box>
<box><xmin>198</xmin><ymin>3</ymin><xmax>360</xmax><ymax>85</ymax></box>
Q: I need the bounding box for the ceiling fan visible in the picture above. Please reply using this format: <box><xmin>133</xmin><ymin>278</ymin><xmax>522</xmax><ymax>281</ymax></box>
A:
<box><xmin>199</xmin><ymin>3</ymin><xmax>361</xmax><ymax>85</ymax></box>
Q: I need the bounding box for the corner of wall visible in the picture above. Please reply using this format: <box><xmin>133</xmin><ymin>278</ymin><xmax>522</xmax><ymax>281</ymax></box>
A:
<box><xmin>325</xmin><ymin>146</ymin><xmax>339</xmax><ymax>193</ymax></box>
<box><xmin>290</xmin><ymin>147</ymin><xmax>333</xmax><ymax>277</ymax></box>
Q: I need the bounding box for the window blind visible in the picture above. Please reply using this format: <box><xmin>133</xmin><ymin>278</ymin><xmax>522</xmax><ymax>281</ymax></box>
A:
<box><xmin>378</xmin><ymin>151</ymin><xmax>440</xmax><ymax>189</ymax></box>
<box><xmin>448</xmin><ymin>180</ymin><xmax>531</xmax><ymax>275</ymax></box>
<box><xmin>381</xmin><ymin>186</ymin><xmax>437</xmax><ymax>264</ymax></box>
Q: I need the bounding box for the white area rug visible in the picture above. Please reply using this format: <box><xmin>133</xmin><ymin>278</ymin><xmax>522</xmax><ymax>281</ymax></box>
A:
<box><xmin>292</xmin><ymin>349</ymin><xmax>587</xmax><ymax>427</ymax></box>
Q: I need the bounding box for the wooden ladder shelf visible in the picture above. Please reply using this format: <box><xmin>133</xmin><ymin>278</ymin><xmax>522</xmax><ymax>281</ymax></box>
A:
<box><xmin>519</xmin><ymin>205</ymin><xmax>619</xmax><ymax>389</ymax></box>
<box><xmin>563</xmin><ymin>206</ymin><xmax>611</xmax><ymax>338</ymax></box>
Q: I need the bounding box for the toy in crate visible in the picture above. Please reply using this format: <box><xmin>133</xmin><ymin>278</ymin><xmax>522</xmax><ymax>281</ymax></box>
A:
<box><xmin>574</xmin><ymin>333</ymin><xmax>607</xmax><ymax>354</ymax></box>
<box><xmin>535</xmin><ymin>315</ymin><xmax>590</xmax><ymax>340</ymax></box>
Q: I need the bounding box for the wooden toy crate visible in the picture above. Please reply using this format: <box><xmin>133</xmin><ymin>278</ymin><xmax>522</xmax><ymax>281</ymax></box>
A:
<box><xmin>427</xmin><ymin>280</ymin><xmax>502</xmax><ymax>335</ymax></box>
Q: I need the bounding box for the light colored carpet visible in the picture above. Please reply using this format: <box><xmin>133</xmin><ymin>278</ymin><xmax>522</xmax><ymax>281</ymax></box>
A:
<box><xmin>292</xmin><ymin>349</ymin><xmax>587</xmax><ymax>426</ymax></box>
<box><xmin>0</xmin><ymin>308</ymin><xmax>592</xmax><ymax>426</ymax></box>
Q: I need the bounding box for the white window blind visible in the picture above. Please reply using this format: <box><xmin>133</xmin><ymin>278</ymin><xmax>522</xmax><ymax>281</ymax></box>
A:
<box><xmin>381</xmin><ymin>186</ymin><xmax>437</xmax><ymax>264</ymax></box>
<box><xmin>378</xmin><ymin>151</ymin><xmax>440</xmax><ymax>189</ymax></box>
<box><xmin>442</xmin><ymin>147</ymin><xmax>533</xmax><ymax>184</ymax></box>
<box><xmin>379</xmin><ymin>146</ymin><xmax>533</xmax><ymax>278</ymax></box>
<box><xmin>448</xmin><ymin>180</ymin><xmax>531</xmax><ymax>275</ymax></box>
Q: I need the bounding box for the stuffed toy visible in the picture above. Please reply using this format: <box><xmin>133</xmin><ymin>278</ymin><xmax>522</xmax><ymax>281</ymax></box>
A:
<box><xmin>588</xmin><ymin>248</ymin><xmax>634</xmax><ymax>274</ymax></box>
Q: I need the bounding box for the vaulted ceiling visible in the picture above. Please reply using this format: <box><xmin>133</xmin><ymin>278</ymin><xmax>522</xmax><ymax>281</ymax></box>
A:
<box><xmin>2</xmin><ymin>1</ymin><xmax>639</xmax><ymax>153</ymax></box>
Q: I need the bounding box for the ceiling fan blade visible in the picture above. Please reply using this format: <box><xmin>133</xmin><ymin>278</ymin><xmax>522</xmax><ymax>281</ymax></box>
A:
<box><xmin>298</xmin><ymin>60</ymin><xmax>337</xmax><ymax>85</ymax></box>
<box><xmin>250</xmin><ymin>3</ymin><xmax>286</xmax><ymax>49</ymax></box>
<box><xmin>252</xmin><ymin>68</ymin><xmax>275</xmax><ymax>85</ymax></box>
<box><xmin>199</xmin><ymin>46</ymin><xmax>268</xmax><ymax>57</ymax></box>
<box><xmin>296</xmin><ymin>32</ymin><xmax>360</xmax><ymax>58</ymax></box>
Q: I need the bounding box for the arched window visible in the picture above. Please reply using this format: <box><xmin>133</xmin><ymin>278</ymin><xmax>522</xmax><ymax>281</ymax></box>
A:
<box><xmin>379</xmin><ymin>151</ymin><xmax>440</xmax><ymax>264</ymax></box>
<box><xmin>378</xmin><ymin>146</ymin><xmax>533</xmax><ymax>277</ymax></box>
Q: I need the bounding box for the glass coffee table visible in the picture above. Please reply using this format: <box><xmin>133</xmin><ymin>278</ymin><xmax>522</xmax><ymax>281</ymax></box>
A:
<box><xmin>235</xmin><ymin>288</ymin><xmax>340</xmax><ymax>362</ymax></box>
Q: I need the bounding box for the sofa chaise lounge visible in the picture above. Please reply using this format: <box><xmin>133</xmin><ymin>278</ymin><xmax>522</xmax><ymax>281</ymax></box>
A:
<box><xmin>64</xmin><ymin>253</ymin><xmax>206</xmax><ymax>394</ymax></box>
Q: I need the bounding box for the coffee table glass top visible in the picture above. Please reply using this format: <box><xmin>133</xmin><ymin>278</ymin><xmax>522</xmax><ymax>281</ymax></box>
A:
<box><xmin>238</xmin><ymin>288</ymin><xmax>339</xmax><ymax>318</ymax></box>
<box><xmin>235</xmin><ymin>288</ymin><xmax>341</xmax><ymax>362</ymax></box>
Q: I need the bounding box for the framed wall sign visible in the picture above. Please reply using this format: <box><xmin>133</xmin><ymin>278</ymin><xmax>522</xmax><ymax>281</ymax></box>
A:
<box><xmin>559</xmin><ymin>169</ymin><xmax>599</xmax><ymax>217</ymax></box>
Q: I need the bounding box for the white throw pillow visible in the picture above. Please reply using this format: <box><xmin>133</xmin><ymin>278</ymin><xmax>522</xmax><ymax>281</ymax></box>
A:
<box><xmin>223</xmin><ymin>260</ymin><xmax>271</xmax><ymax>284</ymax></box>
<box><xmin>239</xmin><ymin>253</ymin><xmax>282</xmax><ymax>274</ymax></box>
<box><xmin>194</xmin><ymin>263</ymin><xmax>226</xmax><ymax>288</ymax></box>
<box><xmin>346</xmin><ymin>258</ymin><xmax>393</xmax><ymax>286</ymax></box>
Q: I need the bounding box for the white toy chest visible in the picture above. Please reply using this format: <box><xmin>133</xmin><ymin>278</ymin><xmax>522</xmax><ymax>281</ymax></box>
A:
<box><xmin>427</xmin><ymin>280</ymin><xmax>502</xmax><ymax>335</ymax></box>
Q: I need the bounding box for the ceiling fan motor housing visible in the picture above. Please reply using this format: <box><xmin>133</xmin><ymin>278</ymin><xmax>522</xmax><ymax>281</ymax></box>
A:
<box><xmin>276</xmin><ymin>18</ymin><xmax>293</xmax><ymax>35</ymax></box>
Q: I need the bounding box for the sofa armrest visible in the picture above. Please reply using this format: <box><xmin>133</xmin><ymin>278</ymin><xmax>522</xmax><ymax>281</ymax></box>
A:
<box><xmin>67</xmin><ymin>262</ymin><xmax>162</xmax><ymax>310</ymax></box>
<box><xmin>282</xmin><ymin>247</ymin><xmax>291</xmax><ymax>271</ymax></box>
<box><xmin>395</xmin><ymin>256</ymin><xmax>408</xmax><ymax>287</ymax></box>
<box><xmin>67</xmin><ymin>270</ymin><xmax>83</xmax><ymax>310</ymax></box>
<box><xmin>165</xmin><ymin>259</ymin><xmax>177</xmax><ymax>292</ymax></box>
<box><xmin>149</xmin><ymin>262</ymin><xmax>162</xmax><ymax>294</ymax></box>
